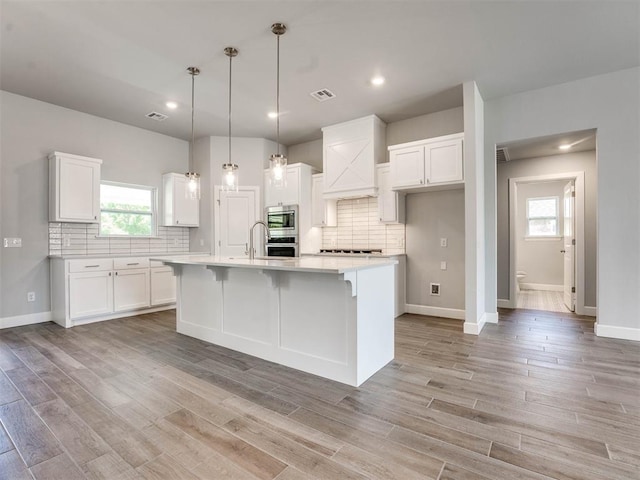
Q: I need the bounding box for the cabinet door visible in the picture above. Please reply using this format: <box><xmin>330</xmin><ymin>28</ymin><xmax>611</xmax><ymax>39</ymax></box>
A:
<box><xmin>69</xmin><ymin>271</ymin><xmax>113</xmax><ymax>319</ymax></box>
<box><xmin>150</xmin><ymin>267</ymin><xmax>176</xmax><ymax>306</ymax></box>
<box><xmin>57</xmin><ymin>157</ymin><xmax>101</xmax><ymax>222</ymax></box>
<box><xmin>377</xmin><ymin>164</ymin><xmax>402</xmax><ymax>223</ymax></box>
<box><xmin>389</xmin><ymin>146</ymin><xmax>425</xmax><ymax>189</ymax></box>
<box><xmin>173</xmin><ymin>175</ymin><xmax>199</xmax><ymax>226</ymax></box>
<box><xmin>264</xmin><ymin>166</ymin><xmax>300</xmax><ymax>207</ymax></box>
<box><xmin>311</xmin><ymin>174</ymin><xmax>337</xmax><ymax>227</ymax></box>
<box><xmin>425</xmin><ymin>138</ymin><xmax>463</xmax><ymax>185</ymax></box>
<box><xmin>113</xmin><ymin>268</ymin><xmax>150</xmax><ymax>312</ymax></box>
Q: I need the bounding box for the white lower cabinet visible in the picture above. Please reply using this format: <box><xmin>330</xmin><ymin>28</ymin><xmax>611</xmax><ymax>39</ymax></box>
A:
<box><xmin>150</xmin><ymin>266</ymin><xmax>176</xmax><ymax>306</ymax></box>
<box><xmin>51</xmin><ymin>256</ymin><xmax>177</xmax><ymax>328</ymax></box>
<box><xmin>114</xmin><ymin>268</ymin><xmax>150</xmax><ymax>312</ymax></box>
<box><xmin>69</xmin><ymin>270</ymin><xmax>114</xmax><ymax>319</ymax></box>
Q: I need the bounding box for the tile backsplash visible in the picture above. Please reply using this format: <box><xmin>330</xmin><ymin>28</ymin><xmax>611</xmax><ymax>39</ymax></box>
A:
<box><xmin>49</xmin><ymin>223</ymin><xmax>190</xmax><ymax>256</ymax></box>
<box><xmin>321</xmin><ymin>197</ymin><xmax>405</xmax><ymax>255</ymax></box>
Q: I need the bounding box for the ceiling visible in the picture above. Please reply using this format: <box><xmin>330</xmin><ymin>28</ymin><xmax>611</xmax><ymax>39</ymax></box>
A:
<box><xmin>1</xmin><ymin>2</ymin><xmax>638</xmax><ymax>146</ymax></box>
<box><xmin>497</xmin><ymin>129</ymin><xmax>597</xmax><ymax>163</ymax></box>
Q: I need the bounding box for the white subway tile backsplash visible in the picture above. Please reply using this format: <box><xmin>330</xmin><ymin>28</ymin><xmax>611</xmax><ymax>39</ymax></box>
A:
<box><xmin>321</xmin><ymin>197</ymin><xmax>405</xmax><ymax>254</ymax></box>
<box><xmin>48</xmin><ymin>222</ymin><xmax>190</xmax><ymax>256</ymax></box>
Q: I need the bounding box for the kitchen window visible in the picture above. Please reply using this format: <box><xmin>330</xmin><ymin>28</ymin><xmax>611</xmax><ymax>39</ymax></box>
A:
<box><xmin>526</xmin><ymin>196</ymin><xmax>559</xmax><ymax>237</ymax></box>
<box><xmin>100</xmin><ymin>182</ymin><xmax>157</xmax><ymax>236</ymax></box>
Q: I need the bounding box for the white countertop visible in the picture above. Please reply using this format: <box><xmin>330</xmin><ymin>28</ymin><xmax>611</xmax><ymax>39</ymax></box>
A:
<box><xmin>49</xmin><ymin>252</ymin><xmax>209</xmax><ymax>260</ymax></box>
<box><xmin>153</xmin><ymin>255</ymin><xmax>397</xmax><ymax>274</ymax></box>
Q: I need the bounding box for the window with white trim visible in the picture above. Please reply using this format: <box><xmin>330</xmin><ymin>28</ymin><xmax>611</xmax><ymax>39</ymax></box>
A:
<box><xmin>100</xmin><ymin>182</ymin><xmax>157</xmax><ymax>236</ymax></box>
<box><xmin>526</xmin><ymin>196</ymin><xmax>559</xmax><ymax>237</ymax></box>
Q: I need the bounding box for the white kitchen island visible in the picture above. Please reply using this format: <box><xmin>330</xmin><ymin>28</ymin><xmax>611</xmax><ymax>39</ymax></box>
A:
<box><xmin>156</xmin><ymin>255</ymin><xmax>397</xmax><ymax>387</ymax></box>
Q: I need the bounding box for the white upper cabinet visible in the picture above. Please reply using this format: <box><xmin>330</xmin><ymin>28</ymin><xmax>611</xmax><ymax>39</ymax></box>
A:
<box><xmin>322</xmin><ymin>115</ymin><xmax>386</xmax><ymax>199</ymax></box>
<box><xmin>389</xmin><ymin>133</ymin><xmax>464</xmax><ymax>191</ymax></box>
<box><xmin>264</xmin><ymin>164</ymin><xmax>301</xmax><ymax>207</ymax></box>
<box><xmin>49</xmin><ymin>151</ymin><xmax>102</xmax><ymax>223</ymax></box>
<box><xmin>311</xmin><ymin>173</ymin><xmax>337</xmax><ymax>227</ymax></box>
<box><xmin>162</xmin><ymin>173</ymin><xmax>199</xmax><ymax>227</ymax></box>
<box><xmin>376</xmin><ymin>163</ymin><xmax>405</xmax><ymax>224</ymax></box>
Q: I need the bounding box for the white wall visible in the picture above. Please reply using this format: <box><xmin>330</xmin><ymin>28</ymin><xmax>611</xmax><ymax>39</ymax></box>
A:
<box><xmin>0</xmin><ymin>91</ymin><xmax>188</xmax><ymax>319</ymax></box>
<box><xmin>485</xmin><ymin>67</ymin><xmax>640</xmax><ymax>335</ymax></box>
<box><xmin>516</xmin><ymin>181</ymin><xmax>566</xmax><ymax>287</ymax></box>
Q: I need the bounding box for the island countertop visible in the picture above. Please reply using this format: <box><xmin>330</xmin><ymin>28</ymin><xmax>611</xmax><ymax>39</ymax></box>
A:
<box><xmin>153</xmin><ymin>255</ymin><xmax>398</xmax><ymax>274</ymax></box>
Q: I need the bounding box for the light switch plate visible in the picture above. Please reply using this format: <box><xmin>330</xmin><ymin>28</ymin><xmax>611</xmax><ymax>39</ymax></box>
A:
<box><xmin>4</xmin><ymin>238</ymin><xmax>22</xmax><ymax>248</ymax></box>
<box><xmin>440</xmin><ymin>238</ymin><xmax>448</xmax><ymax>247</ymax></box>
<box><xmin>440</xmin><ymin>261</ymin><xmax>447</xmax><ymax>270</ymax></box>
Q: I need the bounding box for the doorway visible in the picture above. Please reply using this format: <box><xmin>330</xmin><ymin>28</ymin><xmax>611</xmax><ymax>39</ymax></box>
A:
<box><xmin>509</xmin><ymin>175</ymin><xmax>582</xmax><ymax>313</ymax></box>
<box><xmin>496</xmin><ymin>129</ymin><xmax>597</xmax><ymax>317</ymax></box>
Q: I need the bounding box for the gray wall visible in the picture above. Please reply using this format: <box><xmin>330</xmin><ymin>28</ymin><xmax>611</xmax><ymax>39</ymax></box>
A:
<box><xmin>387</xmin><ymin>107</ymin><xmax>464</xmax><ymax>147</ymax></box>
<box><xmin>516</xmin><ymin>181</ymin><xmax>566</xmax><ymax>287</ymax></box>
<box><xmin>406</xmin><ymin>189</ymin><xmax>465</xmax><ymax>309</ymax></box>
<box><xmin>0</xmin><ymin>91</ymin><xmax>188</xmax><ymax>319</ymax></box>
<box><xmin>497</xmin><ymin>151</ymin><xmax>596</xmax><ymax>304</ymax></box>
<box><xmin>288</xmin><ymin>139</ymin><xmax>322</xmax><ymax>171</ymax></box>
<box><xmin>486</xmin><ymin>67</ymin><xmax>638</xmax><ymax>328</ymax></box>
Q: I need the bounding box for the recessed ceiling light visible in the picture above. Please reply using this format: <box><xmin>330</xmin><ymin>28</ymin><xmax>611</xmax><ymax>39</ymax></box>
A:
<box><xmin>165</xmin><ymin>101</ymin><xmax>178</xmax><ymax>110</ymax></box>
<box><xmin>268</xmin><ymin>112</ymin><xmax>278</xmax><ymax>119</ymax></box>
<box><xmin>371</xmin><ymin>76</ymin><xmax>385</xmax><ymax>86</ymax></box>
<box><xmin>559</xmin><ymin>144</ymin><xmax>572</xmax><ymax>150</ymax></box>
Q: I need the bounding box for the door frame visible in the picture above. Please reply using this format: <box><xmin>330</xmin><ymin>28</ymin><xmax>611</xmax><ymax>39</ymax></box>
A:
<box><xmin>213</xmin><ymin>185</ymin><xmax>261</xmax><ymax>256</ymax></box>
<box><xmin>508</xmin><ymin>171</ymin><xmax>586</xmax><ymax>314</ymax></box>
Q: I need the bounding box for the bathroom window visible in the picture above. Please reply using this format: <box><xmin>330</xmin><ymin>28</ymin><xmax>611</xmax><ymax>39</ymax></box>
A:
<box><xmin>526</xmin><ymin>196</ymin><xmax>559</xmax><ymax>237</ymax></box>
<box><xmin>99</xmin><ymin>182</ymin><xmax>157</xmax><ymax>237</ymax></box>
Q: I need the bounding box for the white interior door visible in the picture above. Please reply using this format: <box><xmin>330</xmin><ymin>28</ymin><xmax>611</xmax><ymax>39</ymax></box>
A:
<box><xmin>563</xmin><ymin>181</ymin><xmax>575</xmax><ymax>311</ymax></box>
<box><xmin>215</xmin><ymin>187</ymin><xmax>260</xmax><ymax>257</ymax></box>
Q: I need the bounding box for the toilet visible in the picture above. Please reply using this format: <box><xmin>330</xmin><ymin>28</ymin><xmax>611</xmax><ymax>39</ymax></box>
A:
<box><xmin>516</xmin><ymin>271</ymin><xmax>527</xmax><ymax>292</ymax></box>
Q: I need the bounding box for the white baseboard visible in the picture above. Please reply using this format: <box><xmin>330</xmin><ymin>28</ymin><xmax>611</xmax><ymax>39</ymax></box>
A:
<box><xmin>464</xmin><ymin>312</ymin><xmax>488</xmax><ymax>335</ymax></box>
<box><xmin>485</xmin><ymin>312</ymin><xmax>499</xmax><ymax>323</ymax></box>
<box><xmin>582</xmin><ymin>306</ymin><xmax>597</xmax><ymax>317</ymax></box>
<box><xmin>595</xmin><ymin>323</ymin><xmax>640</xmax><ymax>342</ymax></box>
<box><xmin>497</xmin><ymin>299</ymin><xmax>512</xmax><ymax>308</ymax></box>
<box><xmin>521</xmin><ymin>283</ymin><xmax>563</xmax><ymax>292</ymax></box>
<box><xmin>1</xmin><ymin>311</ymin><xmax>52</xmax><ymax>329</ymax></box>
<box><xmin>405</xmin><ymin>304</ymin><xmax>465</xmax><ymax>320</ymax></box>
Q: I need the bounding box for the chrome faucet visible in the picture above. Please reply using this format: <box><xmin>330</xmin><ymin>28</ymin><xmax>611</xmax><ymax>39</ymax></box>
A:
<box><xmin>247</xmin><ymin>221</ymin><xmax>269</xmax><ymax>259</ymax></box>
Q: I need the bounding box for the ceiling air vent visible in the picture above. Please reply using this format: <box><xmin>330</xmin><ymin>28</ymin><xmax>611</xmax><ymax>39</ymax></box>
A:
<box><xmin>496</xmin><ymin>147</ymin><xmax>510</xmax><ymax>163</ymax></box>
<box><xmin>310</xmin><ymin>88</ymin><xmax>336</xmax><ymax>102</ymax></box>
<box><xmin>146</xmin><ymin>111</ymin><xmax>169</xmax><ymax>121</ymax></box>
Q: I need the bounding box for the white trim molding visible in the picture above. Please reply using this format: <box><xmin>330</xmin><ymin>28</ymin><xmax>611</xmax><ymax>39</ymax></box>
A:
<box><xmin>1</xmin><ymin>311</ymin><xmax>52</xmax><ymax>329</ymax></box>
<box><xmin>520</xmin><ymin>283</ymin><xmax>564</xmax><ymax>292</ymax></box>
<box><xmin>497</xmin><ymin>299</ymin><xmax>511</xmax><ymax>308</ymax></box>
<box><xmin>405</xmin><ymin>304</ymin><xmax>465</xmax><ymax>320</ymax></box>
<box><xmin>464</xmin><ymin>312</ymin><xmax>489</xmax><ymax>335</ymax></box>
<box><xmin>485</xmin><ymin>312</ymin><xmax>499</xmax><ymax>323</ymax></box>
<box><xmin>595</xmin><ymin>323</ymin><xmax>640</xmax><ymax>342</ymax></box>
<box><xmin>582</xmin><ymin>306</ymin><xmax>597</xmax><ymax>317</ymax></box>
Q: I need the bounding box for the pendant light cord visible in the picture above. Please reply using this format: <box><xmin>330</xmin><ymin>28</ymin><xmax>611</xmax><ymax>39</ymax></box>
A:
<box><xmin>276</xmin><ymin>32</ymin><xmax>280</xmax><ymax>155</ymax></box>
<box><xmin>190</xmin><ymin>69</ymin><xmax>195</xmax><ymax>172</ymax></box>
<box><xmin>228</xmin><ymin>52</ymin><xmax>232</xmax><ymax>164</ymax></box>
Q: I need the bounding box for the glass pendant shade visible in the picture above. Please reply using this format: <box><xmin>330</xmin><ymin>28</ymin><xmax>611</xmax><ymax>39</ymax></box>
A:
<box><xmin>185</xmin><ymin>172</ymin><xmax>201</xmax><ymax>200</ymax></box>
<box><xmin>222</xmin><ymin>163</ymin><xmax>238</xmax><ymax>191</ymax></box>
<box><xmin>269</xmin><ymin>153</ymin><xmax>287</xmax><ymax>188</ymax></box>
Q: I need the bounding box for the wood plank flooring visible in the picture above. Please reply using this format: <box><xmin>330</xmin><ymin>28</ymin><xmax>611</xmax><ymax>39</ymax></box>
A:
<box><xmin>1</xmin><ymin>309</ymin><xmax>639</xmax><ymax>479</ymax></box>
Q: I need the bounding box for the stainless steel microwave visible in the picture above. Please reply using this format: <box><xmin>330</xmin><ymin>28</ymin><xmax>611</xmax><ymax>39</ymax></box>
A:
<box><xmin>265</xmin><ymin>205</ymin><xmax>298</xmax><ymax>237</ymax></box>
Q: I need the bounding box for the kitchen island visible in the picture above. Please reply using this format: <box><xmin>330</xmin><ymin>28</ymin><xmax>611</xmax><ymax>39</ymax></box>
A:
<box><xmin>156</xmin><ymin>255</ymin><xmax>397</xmax><ymax>386</ymax></box>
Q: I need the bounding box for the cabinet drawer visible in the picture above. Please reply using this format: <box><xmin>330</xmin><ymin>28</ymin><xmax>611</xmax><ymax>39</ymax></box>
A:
<box><xmin>149</xmin><ymin>259</ymin><xmax>169</xmax><ymax>268</ymax></box>
<box><xmin>68</xmin><ymin>258</ymin><xmax>113</xmax><ymax>273</ymax></box>
<box><xmin>113</xmin><ymin>257</ymin><xmax>150</xmax><ymax>270</ymax></box>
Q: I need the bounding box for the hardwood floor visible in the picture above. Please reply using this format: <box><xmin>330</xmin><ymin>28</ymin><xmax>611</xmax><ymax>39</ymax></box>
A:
<box><xmin>1</xmin><ymin>309</ymin><xmax>639</xmax><ymax>479</ymax></box>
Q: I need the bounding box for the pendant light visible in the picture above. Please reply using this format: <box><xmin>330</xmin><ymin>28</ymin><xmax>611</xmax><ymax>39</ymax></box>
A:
<box><xmin>185</xmin><ymin>66</ymin><xmax>201</xmax><ymax>199</ymax></box>
<box><xmin>222</xmin><ymin>47</ymin><xmax>239</xmax><ymax>191</ymax></box>
<box><xmin>269</xmin><ymin>22</ymin><xmax>287</xmax><ymax>189</ymax></box>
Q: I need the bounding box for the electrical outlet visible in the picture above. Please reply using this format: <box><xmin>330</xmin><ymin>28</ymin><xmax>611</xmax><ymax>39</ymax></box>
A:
<box><xmin>440</xmin><ymin>238</ymin><xmax>448</xmax><ymax>247</ymax></box>
<box><xmin>27</xmin><ymin>292</ymin><xmax>35</xmax><ymax>302</ymax></box>
<box><xmin>440</xmin><ymin>261</ymin><xmax>447</xmax><ymax>270</ymax></box>
<box><xmin>3</xmin><ymin>237</ymin><xmax>22</xmax><ymax>248</ymax></box>
<box><xmin>430</xmin><ymin>283</ymin><xmax>440</xmax><ymax>296</ymax></box>
<box><xmin>63</xmin><ymin>235</ymin><xmax>71</xmax><ymax>247</ymax></box>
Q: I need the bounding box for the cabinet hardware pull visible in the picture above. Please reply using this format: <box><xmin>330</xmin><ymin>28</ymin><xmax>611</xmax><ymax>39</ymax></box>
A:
<box><xmin>108</xmin><ymin>272</ymin><xmax>112</xmax><ymax>276</ymax></box>
<box><xmin>94</xmin><ymin>215</ymin><xmax>97</xmax><ymax>220</ymax></box>
<box><xmin>85</xmin><ymin>265</ymin><xmax>100</xmax><ymax>268</ymax></box>
<box><xmin>126</xmin><ymin>263</ymin><xmax>139</xmax><ymax>266</ymax></box>
<box><xmin>419</xmin><ymin>179</ymin><xmax>423</xmax><ymax>184</ymax></box>
<box><xmin>115</xmin><ymin>272</ymin><xmax>118</xmax><ymax>275</ymax></box>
